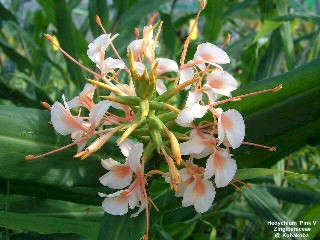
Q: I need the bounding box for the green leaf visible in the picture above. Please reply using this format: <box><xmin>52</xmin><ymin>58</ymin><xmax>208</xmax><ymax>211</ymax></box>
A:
<box><xmin>88</xmin><ymin>0</ymin><xmax>109</xmax><ymax>38</ymax></box>
<box><xmin>0</xmin><ymin>2</ymin><xmax>17</xmax><ymax>22</ymax></box>
<box><xmin>252</xmin><ymin>20</ymin><xmax>282</xmax><ymax>43</ymax></box>
<box><xmin>99</xmin><ymin>213</ymin><xmax>146</xmax><ymax>240</ymax></box>
<box><xmin>243</xmin><ymin>185</ymin><xmax>304</xmax><ymax>239</ymax></box>
<box><xmin>266</xmin><ymin>186</ymin><xmax>320</xmax><ymax>205</ymax></box>
<box><xmin>0</xmin><ymin>105</ymin><xmax>121</xmax><ymax>188</ymax></box>
<box><xmin>235</xmin><ymin>168</ymin><xmax>285</xmax><ymax>180</ymax></box>
<box><xmin>203</xmin><ymin>0</ymin><xmax>224</xmax><ymax>42</ymax></box>
<box><xmin>0</xmin><ymin>194</ymin><xmax>103</xmax><ymax>220</ymax></box>
<box><xmin>0</xmin><ymin>39</ymin><xmax>32</xmax><ymax>74</ymax></box>
<box><xmin>227</xmin><ymin>59</ymin><xmax>320</xmax><ymax>168</ymax></box>
<box><xmin>53</xmin><ymin>0</ymin><xmax>88</xmax><ymax>89</ymax></box>
<box><xmin>0</xmin><ymin>211</ymin><xmax>99</xmax><ymax>238</ymax></box>
<box><xmin>300</xmin><ymin>203</ymin><xmax>320</xmax><ymax>239</ymax></box>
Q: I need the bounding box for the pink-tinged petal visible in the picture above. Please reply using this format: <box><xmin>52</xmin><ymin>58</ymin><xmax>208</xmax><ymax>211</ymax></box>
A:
<box><xmin>102</xmin><ymin>191</ymin><xmax>129</xmax><ymax>215</ymax></box>
<box><xmin>119</xmin><ymin>139</ymin><xmax>134</xmax><ymax>157</ymax></box>
<box><xmin>195</xmin><ymin>43</ymin><xmax>230</xmax><ymax>65</ymax></box>
<box><xmin>182</xmin><ymin>178</ymin><xmax>197</xmax><ymax>207</ymax></box>
<box><xmin>215</xmin><ymin>157</ymin><xmax>237</xmax><ymax>188</ymax></box>
<box><xmin>127</xmin><ymin>143</ymin><xmax>143</xmax><ymax>173</ymax></box>
<box><xmin>89</xmin><ymin>100</ymin><xmax>111</xmax><ymax>129</ymax></box>
<box><xmin>99</xmin><ymin>167</ymin><xmax>132</xmax><ymax>189</ymax></box>
<box><xmin>221</xmin><ymin>109</ymin><xmax>245</xmax><ymax>149</ymax></box>
<box><xmin>179</xmin><ymin>67</ymin><xmax>194</xmax><ymax>89</ymax></box>
<box><xmin>182</xmin><ymin>177</ymin><xmax>216</xmax><ymax>213</ymax></box>
<box><xmin>205</xmin><ymin>149</ymin><xmax>237</xmax><ymax>187</ymax></box>
<box><xmin>156</xmin><ymin>58</ymin><xmax>178</xmax><ymax>75</ymax></box>
<box><xmin>127</xmin><ymin>39</ymin><xmax>143</xmax><ymax>59</ymax></box>
<box><xmin>193</xmin><ymin>179</ymin><xmax>215</xmax><ymax>213</ymax></box>
<box><xmin>51</xmin><ymin>102</ymin><xmax>85</xmax><ymax>135</ymax></box>
<box><xmin>156</xmin><ymin>79</ymin><xmax>167</xmax><ymax>94</ymax></box>
<box><xmin>176</xmin><ymin>103</ymin><xmax>209</xmax><ymax>127</ymax></box>
<box><xmin>101</xmin><ymin>158</ymin><xmax>120</xmax><ymax>170</ymax></box>
<box><xmin>206</xmin><ymin>71</ymin><xmax>238</xmax><ymax>97</ymax></box>
<box><xmin>102</xmin><ymin>57</ymin><xmax>126</xmax><ymax>72</ymax></box>
<box><xmin>180</xmin><ymin>130</ymin><xmax>208</xmax><ymax>155</ymax></box>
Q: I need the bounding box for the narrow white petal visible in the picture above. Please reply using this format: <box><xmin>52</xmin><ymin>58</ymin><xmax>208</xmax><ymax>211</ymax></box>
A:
<box><xmin>89</xmin><ymin>100</ymin><xmax>111</xmax><ymax>129</ymax></box>
<box><xmin>119</xmin><ymin>139</ymin><xmax>134</xmax><ymax>157</ymax></box>
<box><xmin>179</xmin><ymin>67</ymin><xmax>194</xmax><ymax>89</ymax></box>
<box><xmin>127</xmin><ymin>143</ymin><xmax>143</xmax><ymax>173</ymax></box>
<box><xmin>156</xmin><ymin>79</ymin><xmax>167</xmax><ymax>95</ymax></box>
<box><xmin>204</xmin><ymin>155</ymin><xmax>215</xmax><ymax>179</ymax></box>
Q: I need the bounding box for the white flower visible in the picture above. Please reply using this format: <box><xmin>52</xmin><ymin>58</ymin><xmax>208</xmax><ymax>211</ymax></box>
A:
<box><xmin>182</xmin><ymin>176</ymin><xmax>216</xmax><ymax>213</ymax></box>
<box><xmin>97</xmin><ymin>57</ymin><xmax>126</xmax><ymax>74</ymax></box>
<box><xmin>179</xmin><ymin>129</ymin><xmax>212</xmax><ymax>159</ymax></box>
<box><xmin>164</xmin><ymin>168</ymin><xmax>193</xmax><ymax>197</ymax></box>
<box><xmin>127</xmin><ymin>39</ymin><xmax>143</xmax><ymax>60</ymax></box>
<box><xmin>87</xmin><ymin>33</ymin><xmax>119</xmax><ymax>64</ymax></box>
<box><xmin>176</xmin><ymin>91</ymin><xmax>209</xmax><ymax>127</ymax></box>
<box><xmin>100</xmin><ymin>141</ymin><xmax>146</xmax><ymax>217</ymax></box>
<box><xmin>216</xmin><ymin>108</ymin><xmax>245</xmax><ymax>149</ymax></box>
<box><xmin>203</xmin><ymin>70</ymin><xmax>238</xmax><ymax>98</ymax></box>
<box><xmin>204</xmin><ymin>149</ymin><xmax>237</xmax><ymax>187</ymax></box>
<box><xmin>156</xmin><ymin>58</ymin><xmax>179</xmax><ymax>75</ymax></box>
<box><xmin>99</xmin><ymin>158</ymin><xmax>133</xmax><ymax>189</ymax></box>
<box><xmin>51</xmin><ymin>102</ymin><xmax>87</xmax><ymax>136</ymax></box>
<box><xmin>194</xmin><ymin>43</ymin><xmax>230</xmax><ymax>70</ymax></box>
<box><xmin>67</xmin><ymin>84</ymin><xmax>96</xmax><ymax>110</ymax></box>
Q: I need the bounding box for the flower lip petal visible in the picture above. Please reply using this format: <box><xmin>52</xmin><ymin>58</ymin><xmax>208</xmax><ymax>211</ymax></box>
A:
<box><xmin>195</xmin><ymin>42</ymin><xmax>230</xmax><ymax>65</ymax></box>
<box><xmin>51</xmin><ymin>102</ymin><xmax>85</xmax><ymax>135</ymax></box>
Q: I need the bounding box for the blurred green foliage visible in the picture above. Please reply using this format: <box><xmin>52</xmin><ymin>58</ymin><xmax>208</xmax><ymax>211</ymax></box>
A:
<box><xmin>0</xmin><ymin>0</ymin><xmax>319</xmax><ymax>239</ymax></box>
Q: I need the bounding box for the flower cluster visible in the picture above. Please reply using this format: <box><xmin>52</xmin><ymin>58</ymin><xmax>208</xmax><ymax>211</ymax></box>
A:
<box><xmin>25</xmin><ymin>2</ymin><xmax>281</xmax><ymax>239</ymax></box>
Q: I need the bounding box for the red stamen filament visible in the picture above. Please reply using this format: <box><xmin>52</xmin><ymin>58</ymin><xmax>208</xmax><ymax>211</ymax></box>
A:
<box><xmin>44</xmin><ymin>34</ymin><xmax>100</xmax><ymax>78</ymax></box>
<box><xmin>242</xmin><ymin>141</ymin><xmax>277</xmax><ymax>151</ymax></box>
<box><xmin>234</xmin><ymin>178</ymin><xmax>252</xmax><ymax>188</ymax></box>
<box><xmin>25</xmin><ymin>140</ymin><xmax>79</xmax><ymax>161</ymax></box>
<box><xmin>230</xmin><ymin>182</ymin><xmax>242</xmax><ymax>191</ymax></box>
<box><xmin>211</xmin><ymin>84</ymin><xmax>283</xmax><ymax>106</ymax></box>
